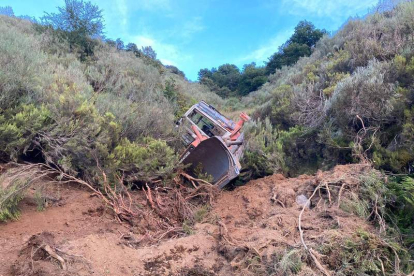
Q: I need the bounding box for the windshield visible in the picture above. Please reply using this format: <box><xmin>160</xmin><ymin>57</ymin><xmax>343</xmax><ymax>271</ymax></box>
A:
<box><xmin>188</xmin><ymin>110</ymin><xmax>225</xmax><ymax>137</ymax></box>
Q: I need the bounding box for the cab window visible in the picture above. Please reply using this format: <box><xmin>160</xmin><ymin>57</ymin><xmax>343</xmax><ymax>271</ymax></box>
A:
<box><xmin>189</xmin><ymin>110</ymin><xmax>222</xmax><ymax>137</ymax></box>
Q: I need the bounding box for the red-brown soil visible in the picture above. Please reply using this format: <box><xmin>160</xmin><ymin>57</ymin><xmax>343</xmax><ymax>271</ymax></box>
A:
<box><xmin>0</xmin><ymin>164</ymin><xmax>377</xmax><ymax>276</ymax></box>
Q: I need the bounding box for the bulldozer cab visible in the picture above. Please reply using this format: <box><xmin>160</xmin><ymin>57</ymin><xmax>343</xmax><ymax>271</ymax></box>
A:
<box><xmin>177</xmin><ymin>101</ymin><xmax>249</xmax><ymax>188</ymax></box>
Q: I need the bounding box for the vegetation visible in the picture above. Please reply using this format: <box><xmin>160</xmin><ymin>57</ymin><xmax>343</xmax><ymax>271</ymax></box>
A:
<box><xmin>197</xmin><ymin>21</ymin><xmax>326</xmax><ymax>98</ymax></box>
<box><xmin>41</xmin><ymin>0</ymin><xmax>104</xmax><ymax>59</ymax></box>
<box><xmin>241</xmin><ymin>1</ymin><xmax>414</xmax><ymax>179</ymax></box>
<box><xmin>0</xmin><ymin>1</ymin><xmax>224</xmax><ymax>197</ymax></box>
<box><xmin>0</xmin><ymin>0</ymin><xmax>414</xmax><ymax>271</ymax></box>
<box><xmin>198</xmin><ymin>62</ymin><xmax>267</xmax><ymax>98</ymax></box>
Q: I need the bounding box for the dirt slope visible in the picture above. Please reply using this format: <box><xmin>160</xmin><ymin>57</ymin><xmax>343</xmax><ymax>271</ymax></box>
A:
<box><xmin>0</xmin><ymin>164</ymin><xmax>377</xmax><ymax>276</ymax></box>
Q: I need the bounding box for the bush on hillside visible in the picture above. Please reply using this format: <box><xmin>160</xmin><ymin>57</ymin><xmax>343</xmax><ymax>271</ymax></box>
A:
<box><xmin>0</xmin><ymin>13</ymin><xmax>215</xmax><ymax>187</ymax></box>
<box><xmin>241</xmin><ymin>1</ymin><xmax>414</xmax><ymax>176</ymax></box>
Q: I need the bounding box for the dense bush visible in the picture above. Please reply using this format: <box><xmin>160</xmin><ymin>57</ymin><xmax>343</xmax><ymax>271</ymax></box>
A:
<box><xmin>0</xmin><ymin>13</ymin><xmax>221</xmax><ymax>188</ymax></box>
<box><xmin>0</xmin><ymin>16</ymin><xmax>49</xmax><ymax>109</ymax></box>
<box><xmin>239</xmin><ymin>1</ymin><xmax>414</xmax><ymax>177</ymax></box>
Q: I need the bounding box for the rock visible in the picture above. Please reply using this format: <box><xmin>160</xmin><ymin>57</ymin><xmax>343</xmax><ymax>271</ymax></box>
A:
<box><xmin>296</xmin><ymin>194</ymin><xmax>310</xmax><ymax>208</ymax></box>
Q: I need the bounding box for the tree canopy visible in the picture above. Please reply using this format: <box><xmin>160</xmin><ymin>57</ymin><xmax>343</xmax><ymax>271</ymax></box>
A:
<box><xmin>198</xmin><ymin>63</ymin><xmax>267</xmax><ymax>98</ymax></box>
<box><xmin>41</xmin><ymin>0</ymin><xmax>104</xmax><ymax>37</ymax></box>
<box><xmin>266</xmin><ymin>21</ymin><xmax>326</xmax><ymax>75</ymax></box>
<box><xmin>41</xmin><ymin>0</ymin><xmax>104</xmax><ymax>58</ymax></box>
<box><xmin>197</xmin><ymin>20</ymin><xmax>326</xmax><ymax>97</ymax></box>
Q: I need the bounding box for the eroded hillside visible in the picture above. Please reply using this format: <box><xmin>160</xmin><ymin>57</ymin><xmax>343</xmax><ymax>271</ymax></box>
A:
<box><xmin>0</xmin><ymin>164</ymin><xmax>409</xmax><ymax>276</ymax></box>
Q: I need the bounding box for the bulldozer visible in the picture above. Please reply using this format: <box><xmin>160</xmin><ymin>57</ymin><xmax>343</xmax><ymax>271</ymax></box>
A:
<box><xmin>176</xmin><ymin>101</ymin><xmax>250</xmax><ymax>188</ymax></box>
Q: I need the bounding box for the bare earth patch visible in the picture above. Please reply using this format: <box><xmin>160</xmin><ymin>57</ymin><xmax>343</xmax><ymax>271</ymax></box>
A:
<box><xmin>0</xmin><ymin>165</ymin><xmax>383</xmax><ymax>276</ymax></box>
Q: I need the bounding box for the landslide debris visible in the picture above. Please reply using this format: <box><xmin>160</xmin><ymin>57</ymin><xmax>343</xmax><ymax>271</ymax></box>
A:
<box><xmin>0</xmin><ymin>164</ymin><xmax>411</xmax><ymax>276</ymax></box>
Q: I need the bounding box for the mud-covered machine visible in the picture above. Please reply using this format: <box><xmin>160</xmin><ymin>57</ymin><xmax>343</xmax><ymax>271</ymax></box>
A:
<box><xmin>177</xmin><ymin>101</ymin><xmax>250</xmax><ymax>188</ymax></box>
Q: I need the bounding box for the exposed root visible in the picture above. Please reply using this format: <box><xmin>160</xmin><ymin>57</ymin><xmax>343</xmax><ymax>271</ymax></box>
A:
<box><xmin>217</xmin><ymin>220</ymin><xmax>262</xmax><ymax>270</ymax></box>
<box><xmin>22</xmin><ymin>232</ymin><xmax>67</xmax><ymax>270</ymax></box>
<box><xmin>337</xmin><ymin>183</ymin><xmax>346</xmax><ymax>207</ymax></box>
<box><xmin>134</xmin><ymin>177</ymin><xmax>218</xmax><ymax>246</ymax></box>
<box><xmin>42</xmin><ymin>244</ymin><xmax>67</xmax><ymax>270</ymax></box>
<box><xmin>298</xmin><ymin>183</ymin><xmax>332</xmax><ymax>276</ymax></box>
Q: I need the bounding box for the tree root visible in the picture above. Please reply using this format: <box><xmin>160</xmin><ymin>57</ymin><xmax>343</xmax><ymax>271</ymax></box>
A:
<box><xmin>298</xmin><ymin>183</ymin><xmax>332</xmax><ymax>276</ymax></box>
<box><xmin>43</xmin><ymin>244</ymin><xmax>67</xmax><ymax>270</ymax></box>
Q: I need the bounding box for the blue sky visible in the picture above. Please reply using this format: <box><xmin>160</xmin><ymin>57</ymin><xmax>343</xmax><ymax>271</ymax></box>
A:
<box><xmin>2</xmin><ymin>0</ymin><xmax>377</xmax><ymax>80</ymax></box>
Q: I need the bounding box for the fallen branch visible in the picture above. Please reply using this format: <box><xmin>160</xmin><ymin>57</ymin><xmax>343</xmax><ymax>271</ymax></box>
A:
<box><xmin>43</xmin><ymin>244</ymin><xmax>67</xmax><ymax>270</ymax></box>
<box><xmin>180</xmin><ymin>172</ymin><xmax>214</xmax><ymax>186</ymax></box>
<box><xmin>337</xmin><ymin>183</ymin><xmax>346</xmax><ymax>208</ymax></box>
<box><xmin>298</xmin><ymin>183</ymin><xmax>332</xmax><ymax>276</ymax></box>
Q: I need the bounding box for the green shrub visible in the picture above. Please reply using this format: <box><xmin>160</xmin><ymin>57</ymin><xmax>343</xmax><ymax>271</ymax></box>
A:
<box><xmin>242</xmin><ymin>119</ymin><xmax>283</xmax><ymax>179</ymax></box>
<box><xmin>340</xmin><ymin>172</ymin><xmax>388</xmax><ymax>227</ymax></box>
<box><xmin>0</xmin><ymin>179</ymin><xmax>26</xmax><ymax>221</ymax></box>
<box><xmin>0</xmin><ymin>16</ymin><xmax>49</xmax><ymax>109</ymax></box>
<box><xmin>0</xmin><ymin>104</ymin><xmax>52</xmax><ymax>160</ymax></box>
<box><xmin>328</xmin><ymin>60</ymin><xmax>396</xmax><ymax>130</ymax></box>
<box><xmin>109</xmin><ymin>137</ymin><xmax>177</xmax><ymax>184</ymax></box>
<box><xmin>322</xmin><ymin>230</ymin><xmax>411</xmax><ymax>275</ymax></box>
<box><xmin>387</xmin><ymin>176</ymin><xmax>414</xmax><ymax>256</ymax></box>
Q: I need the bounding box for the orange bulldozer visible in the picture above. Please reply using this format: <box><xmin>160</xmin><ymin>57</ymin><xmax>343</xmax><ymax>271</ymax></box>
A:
<box><xmin>176</xmin><ymin>101</ymin><xmax>250</xmax><ymax>188</ymax></box>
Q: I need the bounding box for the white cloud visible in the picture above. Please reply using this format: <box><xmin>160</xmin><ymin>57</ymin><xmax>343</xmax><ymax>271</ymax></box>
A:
<box><xmin>159</xmin><ymin>59</ymin><xmax>175</xmax><ymax>65</ymax></box>
<box><xmin>106</xmin><ymin>0</ymin><xmax>173</xmax><ymax>36</ymax></box>
<box><xmin>132</xmin><ymin>35</ymin><xmax>192</xmax><ymax>67</ymax></box>
<box><xmin>134</xmin><ymin>36</ymin><xmax>156</xmax><ymax>47</ymax></box>
<box><xmin>181</xmin><ymin>17</ymin><xmax>205</xmax><ymax>39</ymax></box>
<box><xmin>130</xmin><ymin>0</ymin><xmax>172</xmax><ymax>11</ymax></box>
<box><xmin>281</xmin><ymin>0</ymin><xmax>377</xmax><ymax>21</ymax></box>
<box><xmin>236</xmin><ymin>29</ymin><xmax>293</xmax><ymax>65</ymax></box>
<box><xmin>115</xmin><ymin>0</ymin><xmax>128</xmax><ymax>27</ymax></box>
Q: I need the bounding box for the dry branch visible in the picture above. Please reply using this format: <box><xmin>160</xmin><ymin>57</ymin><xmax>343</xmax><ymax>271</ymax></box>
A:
<box><xmin>298</xmin><ymin>183</ymin><xmax>332</xmax><ymax>276</ymax></box>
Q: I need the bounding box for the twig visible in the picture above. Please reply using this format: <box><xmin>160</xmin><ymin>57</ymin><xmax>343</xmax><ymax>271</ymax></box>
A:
<box><xmin>324</xmin><ymin>182</ymin><xmax>332</xmax><ymax>205</ymax></box>
<box><xmin>180</xmin><ymin>172</ymin><xmax>214</xmax><ymax>186</ymax></box>
<box><xmin>145</xmin><ymin>184</ymin><xmax>155</xmax><ymax>209</ymax></box>
<box><xmin>337</xmin><ymin>183</ymin><xmax>346</xmax><ymax>208</ymax></box>
<box><xmin>377</xmin><ymin>256</ymin><xmax>386</xmax><ymax>276</ymax></box>
<box><xmin>43</xmin><ymin>244</ymin><xmax>67</xmax><ymax>270</ymax></box>
<box><xmin>298</xmin><ymin>184</ymin><xmax>332</xmax><ymax>276</ymax></box>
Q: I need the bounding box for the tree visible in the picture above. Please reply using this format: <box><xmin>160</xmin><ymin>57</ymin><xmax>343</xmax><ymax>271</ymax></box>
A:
<box><xmin>238</xmin><ymin>63</ymin><xmax>267</xmax><ymax>96</ymax></box>
<box><xmin>289</xmin><ymin>21</ymin><xmax>326</xmax><ymax>47</ymax></box>
<box><xmin>165</xmin><ymin>65</ymin><xmax>185</xmax><ymax>78</ymax></box>
<box><xmin>42</xmin><ymin>0</ymin><xmax>104</xmax><ymax>37</ymax></box>
<box><xmin>126</xmin><ymin>43</ymin><xmax>138</xmax><ymax>52</ymax></box>
<box><xmin>198</xmin><ymin>68</ymin><xmax>213</xmax><ymax>82</ymax></box>
<box><xmin>266</xmin><ymin>20</ymin><xmax>326</xmax><ymax>75</ymax></box>
<box><xmin>106</xmin><ymin>39</ymin><xmax>116</xmax><ymax>48</ymax></box>
<box><xmin>0</xmin><ymin>6</ymin><xmax>14</xmax><ymax>17</ymax></box>
<box><xmin>115</xmin><ymin>38</ymin><xmax>124</xmax><ymax>50</ymax></box>
<box><xmin>214</xmin><ymin>64</ymin><xmax>241</xmax><ymax>92</ymax></box>
<box><xmin>197</xmin><ymin>64</ymin><xmax>241</xmax><ymax>97</ymax></box>
<box><xmin>141</xmin><ymin>46</ymin><xmax>157</xmax><ymax>59</ymax></box>
<box><xmin>41</xmin><ymin>0</ymin><xmax>104</xmax><ymax>57</ymax></box>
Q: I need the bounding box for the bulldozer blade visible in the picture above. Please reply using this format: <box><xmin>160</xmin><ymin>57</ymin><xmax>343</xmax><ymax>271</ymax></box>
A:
<box><xmin>181</xmin><ymin>137</ymin><xmax>240</xmax><ymax>189</ymax></box>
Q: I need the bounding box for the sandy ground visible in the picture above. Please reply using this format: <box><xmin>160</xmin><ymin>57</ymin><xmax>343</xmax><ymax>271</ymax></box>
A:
<box><xmin>0</xmin><ymin>164</ymin><xmax>376</xmax><ymax>276</ymax></box>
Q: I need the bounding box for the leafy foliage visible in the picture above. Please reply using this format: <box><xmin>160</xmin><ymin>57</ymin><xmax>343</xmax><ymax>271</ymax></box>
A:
<box><xmin>0</xmin><ymin>10</ymin><xmax>221</xmax><ymax>189</ymax></box>
<box><xmin>41</xmin><ymin>0</ymin><xmax>104</xmax><ymax>37</ymax></box>
<box><xmin>322</xmin><ymin>229</ymin><xmax>411</xmax><ymax>275</ymax></box>
<box><xmin>198</xmin><ymin>63</ymin><xmax>267</xmax><ymax>98</ymax></box>
<box><xmin>141</xmin><ymin>45</ymin><xmax>157</xmax><ymax>60</ymax></box>
<box><xmin>197</xmin><ymin>20</ymin><xmax>325</xmax><ymax>98</ymax></box>
<box><xmin>266</xmin><ymin>21</ymin><xmax>326</xmax><ymax>75</ymax></box>
<box><xmin>41</xmin><ymin>0</ymin><xmax>104</xmax><ymax>58</ymax></box>
<box><xmin>0</xmin><ymin>6</ymin><xmax>14</xmax><ymax>17</ymax></box>
<box><xmin>388</xmin><ymin>176</ymin><xmax>414</xmax><ymax>255</ymax></box>
<box><xmin>239</xmin><ymin>1</ymin><xmax>414</xmax><ymax>177</ymax></box>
